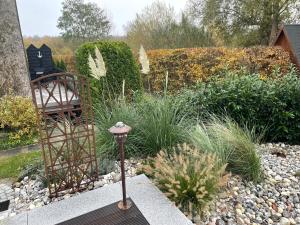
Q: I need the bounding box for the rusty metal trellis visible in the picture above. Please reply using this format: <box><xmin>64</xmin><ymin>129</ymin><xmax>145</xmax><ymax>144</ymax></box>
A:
<box><xmin>31</xmin><ymin>73</ymin><xmax>98</xmax><ymax>197</ymax></box>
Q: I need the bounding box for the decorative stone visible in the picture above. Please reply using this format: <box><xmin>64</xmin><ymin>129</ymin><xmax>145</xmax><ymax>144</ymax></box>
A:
<box><xmin>14</xmin><ymin>182</ymin><xmax>21</xmax><ymax>188</ymax></box>
<box><xmin>289</xmin><ymin>218</ymin><xmax>296</xmax><ymax>225</ymax></box>
<box><xmin>280</xmin><ymin>217</ymin><xmax>290</xmax><ymax>225</ymax></box>
<box><xmin>278</xmin><ymin>207</ymin><xmax>284</xmax><ymax>214</ymax></box>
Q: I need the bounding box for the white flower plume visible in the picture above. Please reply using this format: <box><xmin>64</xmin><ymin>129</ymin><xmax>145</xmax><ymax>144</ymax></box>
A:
<box><xmin>139</xmin><ymin>45</ymin><xmax>150</xmax><ymax>74</ymax></box>
<box><xmin>88</xmin><ymin>47</ymin><xmax>106</xmax><ymax>80</ymax></box>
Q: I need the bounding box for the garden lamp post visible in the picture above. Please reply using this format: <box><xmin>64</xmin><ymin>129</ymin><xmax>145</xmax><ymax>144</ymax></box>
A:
<box><xmin>109</xmin><ymin>122</ymin><xmax>132</xmax><ymax>210</ymax></box>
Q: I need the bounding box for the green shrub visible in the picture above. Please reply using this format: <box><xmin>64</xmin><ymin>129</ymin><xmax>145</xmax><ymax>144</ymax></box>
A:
<box><xmin>53</xmin><ymin>54</ymin><xmax>77</xmax><ymax>73</ymax></box>
<box><xmin>178</xmin><ymin>68</ymin><xmax>300</xmax><ymax>143</ymax></box>
<box><xmin>190</xmin><ymin>117</ymin><xmax>261</xmax><ymax>182</ymax></box>
<box><xmin>54</xmin><ymin>59</ymin><xmax>67</xmax><ymax>71</ymax></box>
<box><xmin>76</xmin><ymin>41</ymin><xmax>142</xmax><ymax>102</ymax></box>
<box><xmin>142</xmin><ymin>144</ymin><xmax>228</xmax><ymax>218</ymax></box>
<box><xmin>146</xmin><ymin>47</ymin><xmax>291</xmax><ymax>92</ymax></box>
<box><xmin>0</xmin><ymin>95</ymin><xmax>37</xmax><ymax>145</ymax></box>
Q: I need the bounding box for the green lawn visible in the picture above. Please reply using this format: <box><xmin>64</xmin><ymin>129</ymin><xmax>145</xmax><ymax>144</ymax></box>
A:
<box><xmin>0</xmin><ymin>151</ymin><xmax>41</xmax><ymax>179</ymax></box>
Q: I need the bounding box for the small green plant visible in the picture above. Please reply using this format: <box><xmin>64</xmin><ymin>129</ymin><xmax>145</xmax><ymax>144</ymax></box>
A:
<box><xmin>190</xmin><ymin>116</ymin><xmax>262</xmax><ymax>182</ymax></box>
<box><xmin>18</xmin><ymin>157</ymin><xmax>44</xmax><ymax>181</ymax></box>
<box><xmin>54</xmin><ymin>59</ymin><xmax>67</xmax><ymax>71</ymax></box>
<box><xmin>142</xmin><ymin>144</ymin><xmax>228</xmax><ymax>219</ymax></box>
<box><xmin>98</xmin><ymin>157</ymin><xmax>116</xmax><ymax>175</ymax></box>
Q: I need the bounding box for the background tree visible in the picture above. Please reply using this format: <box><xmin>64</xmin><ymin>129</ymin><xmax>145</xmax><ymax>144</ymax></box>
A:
<box><xmin>169</xmin><ymin>13</ymin><xmax>213</xmax><ymax>48</ymax></box>
<box><xmin>126</xmin><ymin>1</ymin><xmax>177</xmax><ymax>50</ymax></box>
<box><xmin>57</xmin><ymin>0</ymin><xmax>111</xmax><ymax>41</ymax></box>
<box><xmin>187</xmin><ymin>0</ymin><xmax>300</xmax><ymax>46</ymax></box>
<box><xmin>126</xmin><ymin>1</ymin><xmax>212</xmax><ymax>50</ymax></box>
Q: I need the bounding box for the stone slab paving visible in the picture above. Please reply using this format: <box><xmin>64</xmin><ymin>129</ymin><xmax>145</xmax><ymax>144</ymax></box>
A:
<box><xmin>0</xmin><ymin>180</ymin><xmax>15</xmax><ymax>222</ymax></box>
<box><xmin>126</xmin><ymin>175</ymin><xmax>193</xmax><ymax>225</ymax></box>
<box><xmin>2</xmin><ymin>175</ymin><xmax>192</xmax><ymax>225</ymax></box>
<box><xmin>0</xmin><ymin>180</ymin><xmax>14</xmax><ymax>206</ymax></box>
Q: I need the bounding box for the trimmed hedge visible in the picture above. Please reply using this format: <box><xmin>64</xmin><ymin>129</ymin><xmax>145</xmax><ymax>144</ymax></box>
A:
<box><xmin>76</xmin><ymin>41</ymin><xmax>142</xmax><ymax>101</ymax></box>
<box><xmin>146</xmin><ymin>47</ymin><xmax>291</xmax><ymax>92</ymax></box>
<box><xmin>176</xmin><ymin>69</ymin><xmax>300</xmax><ymax>144</ymax></box>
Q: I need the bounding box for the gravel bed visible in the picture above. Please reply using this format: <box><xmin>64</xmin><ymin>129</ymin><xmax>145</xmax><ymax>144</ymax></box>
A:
<box><xmin>200</xmin><ymin>143</ymin><xmax>300</xmax><ymax>225</ymax></box>
<box><xmin>1</xmin><ymin>143</ymin><xmax>300</xmax><ymax>225</ymax></box>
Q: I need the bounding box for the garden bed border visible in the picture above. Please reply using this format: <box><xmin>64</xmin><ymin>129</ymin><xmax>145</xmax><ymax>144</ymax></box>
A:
<box><xmin>0</xmin><ymin>144</ymin><xmax>40</xmax><ymax>158</ymax></box>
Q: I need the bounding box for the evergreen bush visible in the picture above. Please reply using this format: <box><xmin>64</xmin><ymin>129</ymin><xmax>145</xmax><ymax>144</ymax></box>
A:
<box><xmin>178</xmin><ymin>68</ymin><xmax>300</xmax><ymax>143</ymax></box>
<box><xmin>76</xmin><ymin>41</ymin><xmax>142</xmax><ymax>102</ymax></box>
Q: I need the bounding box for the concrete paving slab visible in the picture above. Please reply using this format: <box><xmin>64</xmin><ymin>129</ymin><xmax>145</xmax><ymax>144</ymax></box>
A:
<box><xmin>27</xmin><ymin>182</ymin><xmax>123</xmax><ymax>225</ymax></box>
<box><xmin>3</xmin><ymin>175</ymin><xmax>192</xmax><ymax>225</ymax></box>
<box><xmin>126</xmin><ymin>175</ymin><xmax>193</xmax><ymax>225</ymax></box>
<box><xmin>0</xmin><ymin>213</ymin><xmax>27</xmax><ymax>225</ymax></box>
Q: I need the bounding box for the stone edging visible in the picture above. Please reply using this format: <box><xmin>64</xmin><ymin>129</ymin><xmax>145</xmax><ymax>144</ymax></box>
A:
<box><xmin>0</xmin><ymin>144</ymin><xmax>40</xmax><ymax>158</ymax></box>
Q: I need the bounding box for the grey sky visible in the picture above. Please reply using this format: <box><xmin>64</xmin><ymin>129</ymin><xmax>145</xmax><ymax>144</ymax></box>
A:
<box><xmin>16</xmin><ymin>0</ymin><xmax>188</xmax><ymax>37</ymax></box>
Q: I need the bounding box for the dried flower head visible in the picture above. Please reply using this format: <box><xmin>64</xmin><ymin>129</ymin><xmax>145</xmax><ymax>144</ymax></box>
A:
<box><xmin>139</xmin><ymin>45</ymin><xmax>150</xmax><ymax>74</ymax></box>
<box><xmin>88</xmin><ymin>47</ymin><xmax>106</xmax><ymax>80</ymax></box>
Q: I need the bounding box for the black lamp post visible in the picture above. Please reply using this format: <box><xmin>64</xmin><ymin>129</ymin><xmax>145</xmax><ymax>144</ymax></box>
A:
<box><xmin>108</xmin><ymin>122</ymin><xmax>132</xmax><ymax>210</ymax></box>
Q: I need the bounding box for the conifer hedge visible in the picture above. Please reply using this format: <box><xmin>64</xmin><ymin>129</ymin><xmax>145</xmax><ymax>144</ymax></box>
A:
<box><xmin>76</xmin><ymin>41</ymin><xmax>142</xmax><ymax>101</ymax></box>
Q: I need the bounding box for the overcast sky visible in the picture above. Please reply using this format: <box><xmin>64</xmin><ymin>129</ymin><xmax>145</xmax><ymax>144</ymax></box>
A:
<box><xmin>16</xmin><ymin>0</ymin><xmax>188</xmax><ymax>37</ymax></box>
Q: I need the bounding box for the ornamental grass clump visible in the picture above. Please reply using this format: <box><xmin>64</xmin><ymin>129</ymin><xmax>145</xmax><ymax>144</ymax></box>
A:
<box><xmin>138</xmin><ymin>96</ymin><xmax>188</xmax><ymax>156</ymax></box>
<box><xmin>209</xmin><ymin>117</ymin><xmax>262</xmax><ymax>182</ymax></box>
<box><xmin>190</xmin><ymin>117</ymin><xmax>262</xmax><ymax>182</ymax></box>
<box><xmin>143</xmin><ymin>144</ymin><xmax>228</xmax><ymax>218</ymax></box>
<box><xmin>94</xmin><ymin>100</ymin><xmax>144</xmax><ymax>158</ymax></box>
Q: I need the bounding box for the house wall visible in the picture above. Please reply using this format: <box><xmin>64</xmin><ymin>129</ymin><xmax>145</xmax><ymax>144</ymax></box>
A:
<box><xmin>274</xmin><ymin>33</ymin><xmax>300</xmax><ymax>69</ymax></box>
